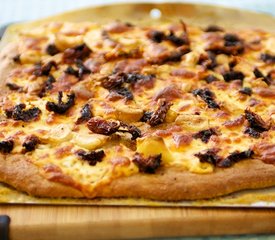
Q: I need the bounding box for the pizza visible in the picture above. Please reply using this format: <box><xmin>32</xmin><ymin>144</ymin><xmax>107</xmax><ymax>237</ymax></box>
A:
<box><xmin>0</xmin><ymin>18</ymin><xmax>274</xmax><ymax>201</ymax></box>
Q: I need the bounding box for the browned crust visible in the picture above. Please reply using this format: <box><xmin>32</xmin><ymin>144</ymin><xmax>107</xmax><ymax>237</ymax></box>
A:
<box><xmin>0</xmin><ymin>154</ymin><xmax>84</xmax><ymax>198</ymax></box>
<box><xmin>97</xmin><ymin>160</ymin><xmax>275</xmax><ymax>201</ymax></box>
<box><xmin>1</xmin><ymin>152</ymin><xmax>275</xmax><ymax>200</ymax></box>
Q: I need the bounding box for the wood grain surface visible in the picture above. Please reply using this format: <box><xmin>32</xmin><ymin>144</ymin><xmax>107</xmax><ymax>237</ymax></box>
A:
<box><xmin>0</xmin><ymin>205</ymin><xmax>275</xmax><ymax>240</ymax></box>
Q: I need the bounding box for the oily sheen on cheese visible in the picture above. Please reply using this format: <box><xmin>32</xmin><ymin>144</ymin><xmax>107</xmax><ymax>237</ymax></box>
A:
<box><xmin>0</xmin><ymin>19</ymin><xmax>274</xmax><ymax>200</ymax></box>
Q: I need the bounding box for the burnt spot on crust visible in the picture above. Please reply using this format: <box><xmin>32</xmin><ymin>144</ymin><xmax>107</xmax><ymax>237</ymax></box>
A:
<box><xmin>204</xmin><ymin>25</ymin><xmax>224</xmax><ymax>32</ymax></box>
<box><xmin>76</xmin><ymin>104</ymin><xmax>93</xmax><ymax>124</ymax></box>
<box><xmin>22</xmin><ymin>135</ymin><xmax>40</xmax><ymax>152</ymax></box>
<box><xmin>33</xmin><ymin>61</ymin><xmax>57</xmax><ymax>77</ymax></box>
<box><xmin>46</xmin><ymin>44</ymin><xmax>60</xmax><ymax>56</ymax></box>
<box><xmin>260</xmin><ymin>53</ymin><xmax>275</xmax><ymax>64</ymax></box>
<box><xmin>142</xmin><ymin>99</ymin><xmax>172</xmax><ymax>127</ymax></box>
<box><xmin>244</xmin><ymin>109</ymin><xmax>270</xmax><ymax>138</ymax></box>
<box><xmin>222</xmin><ymin>71</ymin><xmax>245</xmax><ymax>82</ymax></box>
<box><xmin>62</xmin><ymin>43</ymin><xmax>92</xmax><ymax>64</ymax></box>
<box><xmin>6</xmin><ymin>83</ymin><xmax>23</xmax><ymax>92</ymax></box>
<box><xmin>87</xmin><ymin>117</ymin><xmax>141</xmax><ymax>140</ymax></box>
<box><xmin>46</xmin><ymin>92</ymin><xmax>75</xmax><ymax>114</ymax></box>
<box><xmin>194</xmin><ymin>149</ymin><xmax>221</xmax><ymax>165</ymax></box>
<box><xmin>193</xmin><ymin>128</ymin><xmax>218</xmax><ymax>143</ymax></box>
<box><xmin>133</xmin><ymin>153</ymin><xmax>161</xmax><ymax>173</ymax></box>
<box><xmin>5</xmin><ymin>104</ymin><xmax>41</xmax><ymax>122</ymax></box>
<box><xmin>239</xmin><ymin>87</ymin><xmax>252</xmax><ymax>96</ymax></box>
<box><xmin>38</xmin><ymin>75</ymin><xmax>56</xmax><ymax>98</ymax></box>
<box><xmin>76</xmin><ymin>149</ymin><xmax>105</xmax><ymax>166</ymax></box>
<box><xmin>192</xmin><ymin>88</ymin><xmax>220</xmax><ymax>109</ymax></box>
<box><xmin>253</xmin><ymin>68</ymin><xmax>272</xmax><ymax>86</ymax></box>
<box><xmin>218</xmin><ymin>149</ymin><xmax>254</xmax><ymax>168</ymax></box>
<box><xmin>0</xmin><ymin>139</ymin><xmax>14</xmax><ymax>154</ymax></box>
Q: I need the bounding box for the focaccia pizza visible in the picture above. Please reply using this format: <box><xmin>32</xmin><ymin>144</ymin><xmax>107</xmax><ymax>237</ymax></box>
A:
<box><xmin>0</xmin><ymin>19</ymin><xmax>274</xmax><ymax>201</ymax></box>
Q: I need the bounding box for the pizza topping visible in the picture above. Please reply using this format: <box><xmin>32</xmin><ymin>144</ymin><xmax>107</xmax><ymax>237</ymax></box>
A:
<box><xmin>204</xmin><ymin>75</ymin><xmax>218</xmax><ymax>83</ymax></box>
<box><xmin>76</xmin><ymin>104</ymin><xmax>93</xmax><ymax>124</ymax></box>
<box><xmin>65</xmin><ymin>60</ymin><xmax>91</xmax><ymax>80</ymax></box>
<box><xmin>108</xmin><ymin>87</ymin><xmax>133</xmax><ymax>101</ymax></box>
<box><xmin>254</xmin><ymin>87</ymin><xmax>275</xmax><ymax>98</ymax></box>
<box><xmin>223</xmin><ymin>115</ymin><xmax>245</xmax><ymax>128</ymax></box>
<box><xmin>153</xmin><ymin>86</ymin><xmax>182</xmax><ymax>102</ymax></box>
<box><xmin>76</xmin><ymin>149</ymin><xmax>105</xmax><ymax>166</ymax></box>
<box><xmin>147</xmin><ymin>30</ymin><xmax>165</xmax><ymax>43</ymax></box>
<box><xmin>239</xmin><ymin>87</ymin><xmax>252</xmax><ymax>96</ymax></box>
<box><xmin>46</xmin><ymin>92</ymin><xmax>75</xmax><ymax>114</ymax></box>
<box><xmin>38</xmin><ymin>75</ymin><xmax>56</xmax><ymax>97</ymax></box>
<box><xmin>46</xmin><ymin>44</ymin><xmax>60</xmax><ymax>56</ymax></box>
<box><xmin>253</xmin><ymin>68</ymin><xmax>272</xmax><ymax>85</ymax></box>
<box><xmin>193</xmin><ymin>128</ymin><xmax>218</xmax><ymax>143</ymax></box>
<box><xmin>222</xmin><ymin>71</ymin><xmax>245</xmax><ymax>82</ymax></box>
<box><xmin>253</xmin><ymin>142</ymin><xmax>275</xmax><ymax>164</ymax></box>
<box><xmin>194</xmin><ymin>148</ymin><xmax>221</xmax><ymax>165</ymax></box>
<box><xmin>62</xmin><ymin>43</ymin><xmax>92</xmax><ymax>64</ymax></box>
<box><xmin>0</xmin><ymin>139</ymin><xmax>14</xmax><ymax>154</ymax></box>
<box><xmin>5</xmin><ymin>104</ymin><xmax>41</xmax><ymax>122</ymax></box>
<box><xmin>244</xmin><ymin>109</ymin><xmax>270</xmax><ymax>138</ymax></box>
<box><xmin>6</xmin><ymin>83</ymin><xmax>23</xmax><ymax>91</ymax></box>
<box><xmin>132</xmin><ymin>153</ymin><xmax>161</xmax><ymax>173</ymax></box>
<box><xmin>87</xmin><ymin>117</ymin><xmax>141</xmax><ymax>140</ymax></box>
<box><xmin>260</xmin><ymin>53</ymin><xmax>275</xmax><ymax>64</ymax></box>
<box><xmin>217</xmin><ymin>149</ymin><xmax>254</xmax><ymax>167</ymax></box>
<box><xmin>22</xmin><ymin>135</ymin><xmax>40</xmax><ymax>152</ymax></box>
<box><xmin>87</xmin><ymin>117</ymin><xmax>120</xmax><ymax>135</ymax></box>
<box><xmin>33</xmin><ymin>61</ymin><xmax>57</xmax><ymax>77</ymax></box>
<box><xmin>12</xmin><ymin>54</ymin><xmax>21</xmax><ymax>63</ymax></box>
<box><xmin>198</xmin><ymin>51</ymin><xmax>217</xmax><ymax>70</ymax></box>
<box><xmin>172</xmin><ymin>133</ymin><xmax>192</xmax><ymax>147</ymax></box>
<box><xmin>192</xmin><ymin>88</ymin><xmax>220</xmax><ymax>109</ymax></box>
<box><xmin>143</xmin><ymin>99</ymin><xmax>172</xmax><ymax>127</ymax></box>
<box><xmin>204</xmin><ymin>25</ymin><xmax>224</xmax><ymax>32</ymax></box>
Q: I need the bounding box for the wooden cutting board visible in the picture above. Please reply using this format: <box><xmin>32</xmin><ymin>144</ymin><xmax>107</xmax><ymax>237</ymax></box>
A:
<box><xmin>0</xmin><ymin>205</ymin><xmax>275</xmax><ymax>239</ymax></box>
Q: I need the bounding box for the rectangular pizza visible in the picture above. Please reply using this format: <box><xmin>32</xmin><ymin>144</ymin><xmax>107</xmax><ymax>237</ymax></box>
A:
<box><xmin>0</xmin><ymin>7</ymin><xmax>274</xmax><ymax>202</ymax></box>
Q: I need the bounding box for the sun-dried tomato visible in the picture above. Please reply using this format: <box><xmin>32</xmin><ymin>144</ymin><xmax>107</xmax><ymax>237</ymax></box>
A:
<box><xmin>109</xmin><ymin>87</ymin><xmax>133</xmax><ymax>100</ymax></box>
<box><xmin>204</xmin><ymin>25</ymin><xmax>224</xmax><ymax>32</ymax></box>
<box><xmin>63</xmin><ymin>43</ymin><xmax>92</xmax><ymax>64</ymax></box>
<box><xmin>218</xmin><ymin>149</ymin><xmax>254</xmax><ymax>167</ymax></box>
<box><xmin>76</xmin><ymin>149</ymin><xmax>105</xmax><ymax>166</ymax></box>
<box><xmin>46</xmin><ymin>92</ymin><xmax>75</xmax><ymax>114</ymax></box>
<box><xmin>198</xmin><ymin>51</ymin><xmax>217</xmax><ymax>70</ymax></box>
<box><xmin>253</xmin><ymin>68</ymin><xmax>272</xmax><ymax>85</ymax></box>
<box><xmin>244</xmin><ymin>109</ymin><xmax>269</xmax><ymax>138</ymax></box>
<box><xmin>38</xmin><ymin>75</ymin><xmax>56</xmax><ymax>98</ymax></box>
<box><xmin>5</xmin><ymin>104</ymin><xmax>41</xmax><ymax>122</ymax></box>
<box><xmin>87</xmin><ymin>117</ymin><xmax>120</xmax><ymax>135</ymax></box>
<box><xmin>23</xmin><ymin>135</ymin><xmax>40</xmax><ymax>152</ymax></box>
<box><xmin>148</xmin><ymin>30</ymin><xmax>166</xmax><ymax>43</ymax></box>
<box><xmin>132</xmin><ymin>153</ymin><xmax>161</xmax><ymax>173</ymax></box>
<box><xmin>260</xmin><ymin>53</ymin><xmax>275</xmax><ymax>64</ymax></box>
<box><xmin>6</xmin><ymin>83</ymin><xmax>23</xmax><ymax>91</ymax></box>
<box><xmin>147</xmin><ymin>99</ymin><xmax>172</xmax><ymax>127</ymax></box>
<box><xmin>46</xmin><ymin>44</ymin><xmax>60</xmax><ymax>56</ymax></box>
<box><xmin>239</xmin><ymin>87</ymin><xmax>252</xmax><ymax>96</ymax></box>
<box><xmin>222</xmin><ymin>71</ymin><xmax>245</xmax><ymax>82</ymax></box>
<box><xmin>193</xmin><ymin>128</ymin><xmax>218</xmax><ymax>143</ymax></box>
<box><xmin>33</xmin><ymin>61</ymin><xmax>57</xmax><ymax>77</ymax></box>
<box><xmin>192</xmin><ymin>88</ymin><xmax>220</xmax><ymax>109</ymax></box>
<box><xmin>0</xmin><ymin>139</ymin><xmax>14</xmax><ymax>154</ymax></box>
<box><xmin>76</xmin><ymin>104</ymin><xmax>92</xmax><ymax>124</ymax></box>
<box><xmin>87</xmin><ymin>117</ymin><xmax>141</xmax><ymax>140</ymax></box>
<box><xmin>194</xmin><ymin>149</ymin><xmax>221</xmax><ymax>165</ymax></box>
<box><xmin>204</xmin><ymin>75</ymin><xmax>218</xmax><ymax>83</ymax></box>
